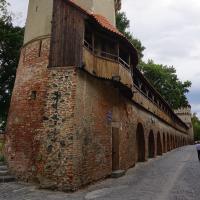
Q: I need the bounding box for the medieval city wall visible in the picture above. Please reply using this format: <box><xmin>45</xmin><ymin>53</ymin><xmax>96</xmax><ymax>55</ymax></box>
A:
<box><xmin>68</xmin><ymin>70</ymin><xmax>190</xmax><ymax>189</ymax></box>
<box><xmin>36</xmin><ymin>66</ymin><xmax>190</xmax><ymax>191</ymax></box>
<box><xmin>5</xmin><ymin>38</ymin><xmax>191</xmax><ymax>191</ymax></box>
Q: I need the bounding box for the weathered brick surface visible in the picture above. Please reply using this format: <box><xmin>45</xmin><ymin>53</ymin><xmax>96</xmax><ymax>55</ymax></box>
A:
<box><xmin>0</xmin><ymin>134</ymin><xmax>5</xmax><ymax>143</ymax></box>
<box><xmin>4</xmin><ymin>38</ymin><xmax>192</xmax><ymax>191</ymax></box>
<box><xmin>5</xmin><ymin>38</ymin><xmax>50</xmax><ymax>180</ymax></box>
<box><xmin>36</xmin><ymin>67</ymin><xmax>78</xmax><ymax>191</ymax></box>
<box><xmin>67</xmin><ymin>70</ymin><xmax>191</xmax><ymax>188</ymax></box>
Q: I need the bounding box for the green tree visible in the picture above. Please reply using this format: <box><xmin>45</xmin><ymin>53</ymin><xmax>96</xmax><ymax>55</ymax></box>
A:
<box><xmin>192</xmin><ymin>113</ymin><xmax>200</xmax><ymax>141</ymax></box>
<box><xmin>116</xmin><ymin>11</ymin><xmax>191</xmax><ymax>109</ymax></box>
<box><xmin>116</xmin><ymin>12</ymin><xmax>145</xmax><ymax>60</ymax></box>
<box><xmin>138</xmin><ymin>60</ymin><xmax>191</xmax><ymax>109</ymax></box>
<box><xmin>0</xmin><ymin>0</ymin><xmax>24</xmax><ymax>132</ymax></box>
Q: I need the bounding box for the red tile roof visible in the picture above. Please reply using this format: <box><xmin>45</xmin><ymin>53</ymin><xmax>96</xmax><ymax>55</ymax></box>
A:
<box><xmin>68</xmin><ymin>0</ymin><xmax>122</xmax><ymax>36</ymax></box>
<box><xmin>92</xmin><ymin>14</ymin><xmax>123</xmax><ymax>36</ymax></box>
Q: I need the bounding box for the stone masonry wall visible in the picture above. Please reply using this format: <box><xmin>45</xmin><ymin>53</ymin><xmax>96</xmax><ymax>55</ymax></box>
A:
<box><xmin>5</xmin><ymin>38</ymin><xmax>50</xmax><ymax>180</ymax></box>
<box><xmin>36</xmin><ymin>67</ymin><xmax>78</xmax><ymax>191</ymax></box>
<box><xmin>66</xmin><ymin>70</ymin><xmax>191</xmax><ymax>189</ymax></box>
<box><xmin>5</xmin><ymin>38</ymin><xmax>191</xmax><ymax>191</ymax></box>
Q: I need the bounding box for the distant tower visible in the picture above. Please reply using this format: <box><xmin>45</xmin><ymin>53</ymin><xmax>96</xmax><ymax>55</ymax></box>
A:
<box><xmin>174</xmin><ymin>106</ymin><xmax>194</xmax><ymax>140</ymax></box>
<box><xmin>24</xmin><ymin>0</ymin><xmax>119</xmax><ymax>44</ymax></box>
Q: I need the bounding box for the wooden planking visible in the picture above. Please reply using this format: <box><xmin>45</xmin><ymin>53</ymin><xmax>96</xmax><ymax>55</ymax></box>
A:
<box><xmin>49</xmin><ymin>0</ymin><xmax>86</xmax><ymax>67</ymax></box>
<box><xmin>118</xmin><ymin>65</ymin><xmax>132</xmax><ymax>87</ymax></box>
<box><xmin>83</xmin><ymin>47</ymin><xmax>94</xmax><ymax>74</ymax></box>
<box><xmin>83</xmin><ymin>48</ymin><xmax>132</xmax><ymax>88</ymax></box>
<box><xmin>95</xmin><ymin>56</ymin><xmax>118</xmax><ymax>79</ymax></box>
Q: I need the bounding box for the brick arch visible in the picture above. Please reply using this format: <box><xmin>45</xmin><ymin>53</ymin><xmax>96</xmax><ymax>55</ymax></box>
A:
<box><xmin>170</xmin><ymin>134</ymin><xmax>173</xmax><ymax>150</ymax></box>
<box><xmin>174</xmin><ymin>136</ymin><xmax>176</xmax><ymax>148</ymax></box>
<box><xmin>183</xmin><ymin>138</ymin><xmax>185</xmax><ymax>146</ymax></box>
<box><xmin>136</xmin><ymin>123</ymin><xmax>145</xmax><ymax>162</ymax></box>
<box><xmin>167</xmin><ymin>133</ymin><xmax>170</xmax><ymax>151</ymax></box>
<box><xmin>148</xmin><ymin>130</ymin><xmax>155</xmax><ymax>158</ymax></box>
<box><xmin>180</xmin><ymin>137</ymin><xmax>183</xmax><ymax>147</ymax></box>
<box><xmin>185</xmin><ymin>138</ymin><xmax>187</xmax><ymax>145</ymax></box>
<box><xmin>180</xmin><ymin>137</ymin><xmax>182</xmax><ymax>146</ymax></box>
<box><xmin>175</xmin><ymin>136</ymin><xmax>178</xmax><ymax>148</ymax></box>
<box><xmin>163</xmin><ymin>133</ymin><xmax>166</xmax><ymax>153</ymax></box>
<box><xmin>173</xmin><ymin>135</ymin><xmax>176</xmax><ymax>149</ymax></box>
<box><xmin>157</xmin><ymin>132</ymin><xmax>162</xmax><ymax>155</ymax></box>
<box><xmin>178</xmin><ymin>136</ymin><xmax>181</xmax><ymax>147</ymax></box>
<box><xmin>183</xmin><ymin>137</ymin><xmax>185</xmax><ymax>146</ymax></box>
<box><xmin>171</xmin><ymin>135</ymin><xmax>174</xmax><ymax>149</ymax></box>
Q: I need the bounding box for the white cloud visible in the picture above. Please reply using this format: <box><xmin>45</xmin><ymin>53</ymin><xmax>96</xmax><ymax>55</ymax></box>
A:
<box><xmin>122</xmin><ymin>0</ymin><xmax>200</xmax><ymax>117</ymax></box>
<box><xmin>7</xmin><ymin>0</ymin><xmax>28</xmax><ymax>26</ymax></box>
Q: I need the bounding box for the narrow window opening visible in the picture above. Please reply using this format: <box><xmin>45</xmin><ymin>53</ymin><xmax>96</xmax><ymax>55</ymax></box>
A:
<box><xmin>38</xmin><ymin>40</ymin><xmax>42</xmax><ymax>57</ymax></box>
<box><xmin>31</xmin><ymin>91</ymin><xmax>37</xmax><ymax>100</ymax></box>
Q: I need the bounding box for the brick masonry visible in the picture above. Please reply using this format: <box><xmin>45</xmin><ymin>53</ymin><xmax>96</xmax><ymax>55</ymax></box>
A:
<box><xmin>4</xmin><ymin>38</ymin><xmax>193</xmax><ymax>191</ymax></box>
<box><xmin>0</xmin><ymin>134</ymin><xmax>5</xmax><ymax>143</ymax></box>
<box><xmin>5</xmin><ymin>38</ymin><xmax>50</xmax><ymax>180</ymax></box>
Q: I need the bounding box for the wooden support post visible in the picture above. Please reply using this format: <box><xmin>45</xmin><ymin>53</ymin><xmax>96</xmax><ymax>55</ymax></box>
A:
<box><xmin>117</xmin><ymin>43</ymin><xmax>119</xmax><ymax>62</ymax></box>
<box><xmin>128</xmin><ymin>54</ymin><xmax>131</xmax><ymax>66</ymax></box>
<box><xmin>92</xmin><ymin>32</ymin><xmax>95</xmax><ymax>52</ymax></box>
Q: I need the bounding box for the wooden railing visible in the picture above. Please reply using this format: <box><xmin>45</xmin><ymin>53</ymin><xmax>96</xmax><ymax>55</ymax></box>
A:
<box><xmin>84</xmin><ymin>40</ymin><xmax>130</xmax><ymax>70</ymax></box>
<box><xmin>119</xmin><ymin>57</ymin><xmax>130</xmax><ymax>70</ymax></box>
<box><xmin>132</xmin><ymin>67</ymin><xmax>188</xmax><ymax>129</ymax></box>
<box><xmin>83</xmin><ymin>46</ymin><xmax>133</xmax><ymax>88</ymax></box>
<box><xmin>84</xmin><ymin>40</ymin><xmax>93</xmax><ymax>51</ymax></box>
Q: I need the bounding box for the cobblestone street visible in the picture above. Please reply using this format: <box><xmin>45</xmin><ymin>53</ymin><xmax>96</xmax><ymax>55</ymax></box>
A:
<box><xmin>0</xmin><ymin>145</ymin><xmax>199</xmax><ymax>200</ymax></box>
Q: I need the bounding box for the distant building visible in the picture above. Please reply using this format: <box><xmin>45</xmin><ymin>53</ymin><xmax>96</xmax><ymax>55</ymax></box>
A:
<box><xmin>174</xmin><ymin>106</ymin><xmax>194</xmax><ymax>139</ymax></box>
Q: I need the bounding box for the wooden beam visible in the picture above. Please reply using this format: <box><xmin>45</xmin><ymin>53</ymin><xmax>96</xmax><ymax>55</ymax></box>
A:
<box><xmin>92</xmin><ymin>32</ymin><xmax>95</xmax><ymax>52</ymax></box>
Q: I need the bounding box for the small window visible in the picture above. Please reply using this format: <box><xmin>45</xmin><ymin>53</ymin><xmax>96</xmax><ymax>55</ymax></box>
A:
<box><xmin>31</xmin><ymin>91</ymin><xmax>37</xmax><ymax>100</ymax></box>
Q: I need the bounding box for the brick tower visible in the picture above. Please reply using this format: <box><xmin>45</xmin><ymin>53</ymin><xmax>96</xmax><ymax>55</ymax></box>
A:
<box><xmin>4</xmin><ymin>0</ymin><xmax>192</xmax><ymax>192</ymax></box>
<box><xmin>5</xmin><ymin>0</ymin><xmax>131</xmax><ymax>191</ymax></box>
<box><xmin>24</xmin><ymin>0</ymin><xmax>119</xmax><ymax>46</ymax></box>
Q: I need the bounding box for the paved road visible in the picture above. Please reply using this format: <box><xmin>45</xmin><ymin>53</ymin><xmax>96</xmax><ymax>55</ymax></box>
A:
<box><xmin>0</xmin><ymin>145</ymin><xmax>199</xmax><ymax>200</ymax></box>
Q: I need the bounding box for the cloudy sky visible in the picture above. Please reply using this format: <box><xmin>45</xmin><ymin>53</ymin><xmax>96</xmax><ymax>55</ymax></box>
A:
<box><xmin>7</xmin><ymin>0</ymin><xmax>200</xmax><ymax>117</ymax></box>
